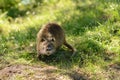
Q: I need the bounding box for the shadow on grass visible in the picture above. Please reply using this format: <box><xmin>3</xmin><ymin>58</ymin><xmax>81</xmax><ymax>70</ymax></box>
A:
<box><xmin>38</xmin><ymin>48</ymin><xmax>74</xmax><ymax>68</ymax></box>
<box><xmin>7</xmin><ymin>7</ymin><xmax>27</xmax><ymax>18</ymax></box>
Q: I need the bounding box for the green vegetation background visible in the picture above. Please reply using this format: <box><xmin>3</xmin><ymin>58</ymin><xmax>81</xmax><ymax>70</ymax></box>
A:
<box><xmin>0</xmin><ymin>0</ymin><xmax>120</xmax><ymax>79</ymax></box>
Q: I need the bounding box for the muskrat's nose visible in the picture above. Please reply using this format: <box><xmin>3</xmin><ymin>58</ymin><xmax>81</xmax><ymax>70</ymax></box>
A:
<box><xmin>46</xmin><ymin>44</ymin><xmax>53</xmax><ymax>51</ymax></box>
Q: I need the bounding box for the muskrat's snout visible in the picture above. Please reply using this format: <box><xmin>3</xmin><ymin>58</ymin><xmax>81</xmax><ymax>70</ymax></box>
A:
<box><xmin>46</xmin><ymin>44</ymin><xmax>54</xmax><ymax>51</ymax></box>
<box><xmin>38</xmin><ymin>43</ymin><xmax>56</xmax><ymax>56</ymax></box>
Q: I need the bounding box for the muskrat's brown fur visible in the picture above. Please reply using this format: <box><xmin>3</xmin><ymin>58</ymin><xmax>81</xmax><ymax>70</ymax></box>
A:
<box><xmin>36</xmin><ymin>23</ymin><xmax>76</xmax><ymax>57</ymax></box>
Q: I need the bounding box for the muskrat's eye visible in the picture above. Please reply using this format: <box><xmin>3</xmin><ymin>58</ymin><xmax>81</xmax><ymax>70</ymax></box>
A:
<box><xmin>41</xmin><ymin>38</ymin><xmax>45</xmax><ymax>42</ymax></box>
<box><xmin>51</xmin><ymin>38</ymin><xmax>55</xmax><ymax>42</ymax></box>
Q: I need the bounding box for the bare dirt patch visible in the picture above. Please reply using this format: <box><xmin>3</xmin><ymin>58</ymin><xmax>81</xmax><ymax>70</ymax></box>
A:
<box><xmin>3</xmin><ymin>63</ymin><xmax>120</xmax><ymax>80</ymax></box>
<box><xmin>0</xmin><ymin>64</ymin><xmax>90</xmax><ymax>80</ymax></box>
<box><xmin>0</xmin><ymin>64</ymin><xmax>72</xmax><ymax>80</ymax></box>
<box><xmin>0</xmin><ymin>63</ymin><xmax>120</xmax><ymax>80</ymax></box>
<box><xmin>107</xmin><ymin>63</ymin><xmax>120</xmax><ymax>80</ymax></box>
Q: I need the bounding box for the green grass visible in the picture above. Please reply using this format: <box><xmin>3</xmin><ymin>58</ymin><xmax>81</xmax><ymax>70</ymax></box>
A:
<box><xmin>0</xmin><ymin>0</ymin><xmax>120</xmax><ymax>79</ymax></box>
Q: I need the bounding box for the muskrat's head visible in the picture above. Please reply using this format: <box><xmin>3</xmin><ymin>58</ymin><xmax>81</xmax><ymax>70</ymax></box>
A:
<box><xmin>37</xmin><ymin>32</ymin><xmax>57</xmax><ymax>56</ymax></box>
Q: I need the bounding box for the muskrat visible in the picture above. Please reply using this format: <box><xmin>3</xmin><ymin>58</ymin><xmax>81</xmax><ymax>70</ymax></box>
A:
<box><xmin>36</xmin><ymin>23</ymin><xmax>76</xmax><ymax>57</ymax></box>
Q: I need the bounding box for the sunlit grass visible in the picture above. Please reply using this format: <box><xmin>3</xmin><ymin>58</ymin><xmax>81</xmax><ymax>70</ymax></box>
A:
<box><xmin>0</xmin><ymin>0</ymin><xmax>120</xmax><ymax>79</ymax></box>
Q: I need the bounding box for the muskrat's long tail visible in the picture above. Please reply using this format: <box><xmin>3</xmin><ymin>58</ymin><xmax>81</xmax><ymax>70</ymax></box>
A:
<box><xmin>64</xmin><ymin>40</ymin><xmax>76</xmax><ymax>54</ymax></box>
